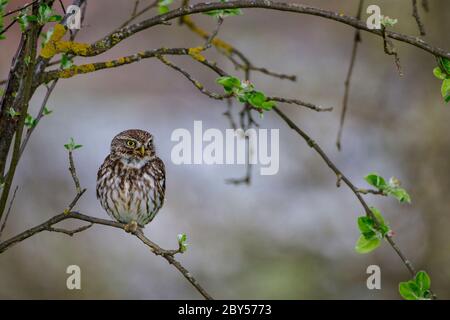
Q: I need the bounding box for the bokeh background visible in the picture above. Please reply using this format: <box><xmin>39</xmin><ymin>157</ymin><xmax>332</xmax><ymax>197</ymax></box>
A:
<box><xmin>1</xmin><ymin>0</ymin><xmax>449</xmax><ymax>299</ymax></box>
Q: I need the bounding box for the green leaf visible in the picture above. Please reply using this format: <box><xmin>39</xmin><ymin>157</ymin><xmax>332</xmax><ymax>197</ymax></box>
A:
<box><xmin>399</xmin><ymin>281</ymin><xmax>420</xmax><ymax>300</ymax></box>
<box><xmin>41</xmin><ymin>28</ymin><xmax>54</xmax><ymax>48</ymax></box>
<box><xmin>177</xmin><ymin>233</ymin><xmax>188</xmax><ymax>253</ymax></box>
<box><xmin>433</xmin><ymin>67</ymin><xmax>447</xmax><ymax>80</ymax></box>
<box><xmin>370</xmin><ymin>207</ymin><xmax>386</xmax><ymax>225</ymax></box>
<box><xmin>60</xmin><ymin>53</ymin><xmax>73</xmax><ymax>70</ymax></box>
<box><xmin>24</xmin><ymin>114</ymin><xmax>37</xmax><ymax>128</ymax></box>
<box><xmin>48</xmin><ymin>15</ymin><xmax>62</xmax><ymax>22</ymax></box>
<box><xmin>387</xmin><ymin>187</ymin><xmax>411</xmax><ymax>203</ymax></box>
<box><xmin>355</xmin><ymin>235</ymin><xmax>380</xmax><ymax>254</ymax></box>
<box><xmin>365</xmin><ymin>173</ymin><xmax>387</xmax><ymax>189</ymax></box>
<box><xmin>43</xmin><ymin>106</ymin><xmax>53</xmax><ymax>115</ymax></box>
<box><xmin>158</xmin><ymin>5</ymin><xmax>169</xmax><ymax>14</ymax></box>
<box><xmin>204</xmin><ymin>0</ymin><xmax>242</xmax><ymax>17</ymax></box>
<box><xmin>158</xmin><ymin>0</ymin><xmax>173</xmax><ymax>14</ymax></box>
<box><xmin>415</xmin><ymin>271</ymin><xmax>431</xmax><ymax>293</ymax></box>
<box><xmin>357</xmin><ymin>216</ymin><xmax>374</xmax><ymax>234</ymax></box>
<box><xmin>261</xmin><ymin>100</ymin><xmax>276</xmax><ymax>111</ymax></box>
<box><xmin>438</xmin><ymin>57</ymin><xmax>450</xmax><ymax>75</ymax></box>
<box><xmin>204</xmin><ymin>8</ymin><xmax>242</xmax><ymax>18</ymax></box>
<box><xmin>6</xmin><ymin>107</ymin><xmax>20</xmax><ymax>118</ymax></box>
<box><xmin>216</xmin><ymin>76</ymin><xmax>241</xmax><ymax>93</ymax></box>
<box><xmin>441</xmin><ymin>79</ymin><xmax>450</xmax><ymax>100</ymax></box>
<box><xmin>247</xmin><ymin>91</ymin><xmax>266</xmax><ymax>108</ymax></box>
<box><xmin>380</xmin><ymin>15</ymin><xmax>398</xmax><ymax>27</ymax></box>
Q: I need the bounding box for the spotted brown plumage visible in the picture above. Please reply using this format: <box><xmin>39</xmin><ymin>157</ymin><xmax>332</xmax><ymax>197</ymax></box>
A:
<box><xmin>96</xmin><ymin>129</ymin><xmax>166</xmax><ymax>227</ymax></box>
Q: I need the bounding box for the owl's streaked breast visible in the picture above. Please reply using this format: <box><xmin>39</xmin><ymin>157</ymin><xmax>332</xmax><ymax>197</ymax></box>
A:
<box><xmin>96</xmin><ymin>155</ymin><xmax>165</xmax><ymax>227</ymax></box>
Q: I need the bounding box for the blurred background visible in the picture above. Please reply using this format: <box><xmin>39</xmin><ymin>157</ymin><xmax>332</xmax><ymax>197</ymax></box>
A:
<box><xmin>0</xmin><ymin>0</ymin><xmax>449</xmax><ymax>299</ymax></box>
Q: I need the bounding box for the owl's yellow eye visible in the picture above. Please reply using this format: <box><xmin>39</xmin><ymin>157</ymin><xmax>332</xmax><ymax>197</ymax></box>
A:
<box><xmin>126</xmin><ymin>140</ymin><xmax>136</xmax><ymax>148</ymax></box>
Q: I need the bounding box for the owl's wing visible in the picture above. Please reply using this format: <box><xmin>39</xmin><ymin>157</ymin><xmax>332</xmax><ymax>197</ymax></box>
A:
<box><xmin>152</xmin><ymin>157</ymin><xmax>166</xmax><ymax>205</ymax></box>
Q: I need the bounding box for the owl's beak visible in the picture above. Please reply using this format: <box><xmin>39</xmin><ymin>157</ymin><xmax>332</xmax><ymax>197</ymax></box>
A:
<box><xmin>139</xmin><ymin>146</ymin><xmax>145</xmax><ymax>157</ymax></box>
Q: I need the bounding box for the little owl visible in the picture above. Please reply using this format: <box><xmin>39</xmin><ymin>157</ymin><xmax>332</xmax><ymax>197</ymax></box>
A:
<box><xmin>96</xmin><ymin>129</ymin><xmax>165</xmax><ymax>232</ymax></box>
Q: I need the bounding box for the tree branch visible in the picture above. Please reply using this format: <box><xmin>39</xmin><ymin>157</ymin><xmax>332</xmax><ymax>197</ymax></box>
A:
<box><xmin>272</xmin><ymin>106</ymin><xmax>431</xmax><ymax>291</ymax></box>
<box><xmin>0</xmin><ymin>211</ymin><xmax>213</xmax><ymax>299</ymax></box>
<box><xmin>34</xmin><ymin>1</ymin><xmax>450</xmax><ymax>60</ymax></box>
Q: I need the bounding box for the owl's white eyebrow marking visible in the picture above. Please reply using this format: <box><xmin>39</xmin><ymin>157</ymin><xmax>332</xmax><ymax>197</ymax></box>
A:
<box><xmin>118</xmin><ymin>136</ymin><xmax>138</xmax><ymax>142</ymax></box>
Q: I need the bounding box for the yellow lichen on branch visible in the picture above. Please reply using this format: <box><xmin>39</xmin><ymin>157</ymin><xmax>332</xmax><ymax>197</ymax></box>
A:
<box><xmin>40</xmin><ymin>24</ymin><xmax>92</xmax><ymax>59</ymax></box>
<box><xmin>47</xmin><ymin>54</ymin><xmax>143</xmax><ymax>81</ymax></box>
<box><xmin>181</xmin><ymin>16</ymin><xmax>233</xmax><ymax>54</ymax></box>
<box><xmin>188</xmin><ymin>47</ymin><xmax>206</xmax><ymax>62</ymax></box>
<box><xmin>57</xmin><ymin>64</ymin><xmax>96</xmax><ymax>78</ymax></box>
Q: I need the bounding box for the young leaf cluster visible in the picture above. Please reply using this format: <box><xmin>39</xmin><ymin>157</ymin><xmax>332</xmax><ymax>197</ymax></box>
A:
<box><xmin>399</xmin><ymin>271</ymin><xmax>432</xmax><ymax>300</ymax></box>
<box><xmin>177</xmin><ymin>233</ymin><xmax>188</xmax><ymax>253</ymax></box>
<box><xmin>216</xmin><ymin>76</ymin><xmax>276</xmax><ymax>112</ymax></box>
<box><xmin>355</xmin><ymin>207</ymin><xmax>390</xmax><ymax>254</ymax></box>
<box><xmin>17</xmin><ymin>3</ymin><xmax>61</xmax><ymax>32</ymax></box>
<box><xmin>433</xmin><ymin>57</ymin><xmax>450</xmax><ymax>103</ymax></box>
<box><xmin>64</xmin><ymin>137</ymin><xmax>83</xmax><ymax>151</ymax></box>
<box><xmin>365</xmin><ymin>173</ymin><xmax>411</xmax><ymax>203</ymax></box>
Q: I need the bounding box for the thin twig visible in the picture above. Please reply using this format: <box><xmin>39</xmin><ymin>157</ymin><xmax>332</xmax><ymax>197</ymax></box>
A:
<box><xmin>356</xmin><ymin>188</ymin><xmax>385</xmax><ymax>196</ymax></box>
<box><xmin>336</xmin><ymin>0</ymin><xmax>364</xmax><ymax>151</ymax></box>
<box><xmin>68</xmin><ymin>151</ymin><xmax>81</xmax><ymax>194</ymax></box>
<box><xmin>268</xmin><ymin>96</ymin><xmax>333</xmax><ymax>112</ymax></box>
<box><xmin>0</xmin><ymin>186</ymin><xmax>18</xmax><ymax>240</ymax></box>
<box><xmin>204</xmin><ymin>16</ymin><xmax>224</xmax><ymax>50</ymax></box>
<box><xmin>156</xmin><ymin>55</ymin><xmax>231</xmax><ymax>100</ymax></box>
<box><xmin>412</xmin><ymin>0</ymin><xmax>426</xmax><ymax>36</ymax></box>
<box><xmin>118</xmin><ymin>0</ymin><xmax>159</xmax><ymax>29</ymax></box>
<box><xmin>1</xmin><ymin>0</ymin><xmax>39</xmax><ymax>17</ymax></box>
<box><xmin>382</xmin><ymin>26</ymin><xmax>403</xmax><ymax>76</ymax></box>
<box><xmin>19</xmin><ymin>81</ymin><xmax>58</xmax><ymax>158</ymax></box>
<box><xmin>0</xmin><ymin>18</ymin><xmax>17</xmax><ymax>36</ymax></box>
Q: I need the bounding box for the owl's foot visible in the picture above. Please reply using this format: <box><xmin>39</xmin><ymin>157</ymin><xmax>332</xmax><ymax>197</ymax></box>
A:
<box><xmin>124</xmin><ymin>220</ymin><xmax>138</xmax><ymax>233</ymax></box>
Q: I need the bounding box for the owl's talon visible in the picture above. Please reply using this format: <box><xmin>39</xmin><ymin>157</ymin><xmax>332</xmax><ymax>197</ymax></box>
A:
<box><xmin>124</xmin><ymin>220</ymin><xmax>138</xmax><ymax>233</ymax></box>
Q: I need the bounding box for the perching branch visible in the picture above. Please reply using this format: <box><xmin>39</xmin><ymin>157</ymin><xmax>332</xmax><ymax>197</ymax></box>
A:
<box><xmin>0</xmin><ymin>144</ymin><xmax>213</xmax><ymax>300</ymax></box>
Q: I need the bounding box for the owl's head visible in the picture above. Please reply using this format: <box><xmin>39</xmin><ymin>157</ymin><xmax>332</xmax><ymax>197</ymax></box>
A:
<box><xmin>110</xmin><ymin>129</ymin><xmax>155</xmax><ymax>164</ymax></box>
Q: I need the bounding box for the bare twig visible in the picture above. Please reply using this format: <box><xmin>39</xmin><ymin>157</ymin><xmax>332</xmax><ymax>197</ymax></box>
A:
<box><xmin>0</xmin><ymin>18</ymin><xmax>17</xmax><ymax>37</ymax></box>
<box><xmin>336</xmin><ymin>0</ymin><xmax>364</xmax><ymax>151</ymax></box>
<box><xmin>118</xmin><ymin>0</ymin><xmax>159</xmax><ymax>29</ymax></box>
<box><xmin>356</xmin><ymin>188</ymin><xmax>386</xmax><ymax>196</ymax></box>
<box><xmin>19</xmin><ymin>81</ymin><xmax>58</xmax><ymax>158</ymax></box>
<box><xmin>68</xmin><ymin>151</ymin><xmax>81</xmax><ymax>194</ymax></box>
<box><xmin>1</xmin><ymin>0</ymin><xmax>39</xmax><ymax>17</ymax></box>
<box><xmin>268</xmin><ymin>96</ymin><xmax>333</xmax><ymax>112</ymax></box>
<box><xmin>204</xmin><ymin>16</ymin><xmax>224</xmax><ymax>50</ymax></box>
<box><xmin>412</xmin><ymin>0</ymin><xmax>426</xmax><ymax>36</ymax></box>
<box><xmin>0</xmin><ymin>186</ymin><xmax>18</xmax><ymax>240</ymax></box>
<box><xmin>382</xmin><ymin>26</ymin><xmax>403</xmax><ymax>76</ymax></box>
<box><xmin>156</xmin><ymin>55</ymin><xmax>231</xmax><ymax>100</ymax></box>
